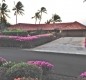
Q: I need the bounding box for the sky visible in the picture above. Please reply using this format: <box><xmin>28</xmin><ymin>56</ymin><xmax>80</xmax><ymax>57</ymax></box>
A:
<box><xmin>1</xmin><ymin>0</ymin><xmax>86</xmax><ymax>25</ymax></box>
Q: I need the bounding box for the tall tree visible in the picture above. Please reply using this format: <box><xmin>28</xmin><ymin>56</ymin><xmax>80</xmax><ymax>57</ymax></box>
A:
<box><xmin>83</xmin><ymin>0</ymin><xmax>86</xmax><ymax>2</ymax></box>
<box><xmin>38</xmin><ymin>7</ymin><xmax>47</xmax><ymax>24</ymax></box>
<box><xmin>0</xmin><ymin>2</ymin><xmax>10</xmax><ymax>24</ymax></box>
<box><xmin>2</xmin><ymin>0</ymin><xmax>5</xmax><ymax>2</ymax></box>
<box><xmin>32</xmin><ymin>12</ymin><xmax>41</xmax><ymax>24</ymax></box>
<box><xmin>52</xmin><ymin>14</ymin><xmax>62</xmax><ymax>23</ymax></box>
<box><xmin>12</xmin><ymin>1</ymin><xmax>24</xmax><ymax>24</ymax></box>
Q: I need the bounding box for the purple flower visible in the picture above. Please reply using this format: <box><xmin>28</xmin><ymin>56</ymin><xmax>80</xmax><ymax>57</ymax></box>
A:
<box><xmin>80</xmin><ymin>71</ymin><xmax>86</xmax><ymax>77</ymax></box>
<box><xmin>0</xmin><ymin>33</ymin><xmax>53</xmax><ymax>42</ymax></box>
<box><xmin>27</xmin><ymin>60</ymin><xmax>54</xmax><ymax>75</ymax></box>
<box><xmin>27</xmin><ymin>60</ymin><xmax>54</xmax><ymax>70</ymax></box>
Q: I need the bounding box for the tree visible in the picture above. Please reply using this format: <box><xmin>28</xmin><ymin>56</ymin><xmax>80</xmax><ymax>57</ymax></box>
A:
<box><xmin>0</xmin><ymin>2</ymin><xmax>10</xmax><ymax>24</ymax></box>
<box><xmin>32</xmin><ymin>12</ymin><xmax>41</xmax><ymax>24</ymax></box>
<box><xmin>38</xmin><ymin>7</ymin><xmax>47</xmax><ymax>24</ymax></box>
<box><xmin>83</xmin><ymin>0</ymin><xmax>86</xmax><ymax>2</ymax></box>
<box><xmin>45</xmin><ymin>19</ymin><xmax>52</xmax><ymax>24</ymax></box>
<box><xmin>51</xmin><ymin>14</ymin><xmax>62</xmax><ymax>23</ymax></box>
<box><xmin>12</xmin><ymin>1</ymin><xmax>24</xmax><ymax>24</ymax></box>
<box><xmin>1</xmin><ymin>0</ymin><xmax>5</xmax><ymax>2</ymax></box>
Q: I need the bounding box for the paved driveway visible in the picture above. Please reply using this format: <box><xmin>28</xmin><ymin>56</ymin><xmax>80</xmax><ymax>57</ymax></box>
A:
<box><xmin>30</xmin><ymin>37</ymin><xmax>86</xmax><ymax>55</ymax></box>
<box><xmin>0</xmin><ymin>47</ymin><xmax>86</xmax><ymax>77</ymax></box>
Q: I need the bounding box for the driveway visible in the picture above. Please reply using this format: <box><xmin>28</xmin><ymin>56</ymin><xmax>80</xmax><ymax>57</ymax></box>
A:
<box><xmin>29</xmin><ymin>37</ymin><xmax>86</xmax><ymax>55</ymax></box>
<box><xmin>0</xmin><ymin>47</ymin><xmax>86</xmax><ymax>77</ymax></box>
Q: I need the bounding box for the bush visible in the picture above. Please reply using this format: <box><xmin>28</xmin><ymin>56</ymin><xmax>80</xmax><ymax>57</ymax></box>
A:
<box><xmin>5</xmin><ymin>62</ymin><xmax>43</xmax><ymax>80</ymax></box>
<box><xmin>0</xmin><ymin>67</ymin><xmax>8</xmax><ymax>80</ymax></box>
<box><xmin>27</xmin><ymin>60</ymin><xmax>54</xmax><ymax>75</ymax></box>
<box><xmin>2</xmin><ymin>30</ymin><xmax>28</xmax><ymax>37</ymax></box>
<box><xmin>2</xmin><ymin>61</ymin><xmax>16</xmax><ymax>68</ymax></box>
<box><xmin>0</xmin><ymin>57</ymin><xmax>7</xmax><ymax>66</ymax></box>
<box><xmin>0</xmin><ymin>33</ymin><xmax>56</xmax><ymax>48</ymax></box>
<box><xmin>0</xmin><ymin>61</ymin><xmax>16</xmax><ymax>80</ymax></box>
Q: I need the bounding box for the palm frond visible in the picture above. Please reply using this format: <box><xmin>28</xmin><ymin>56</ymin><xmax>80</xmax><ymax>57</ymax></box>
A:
<box><xmin>31</xmin><ymin>16</ymin><xmax>35</xmax><ymax>19</ymax></box>
<box><xmin>83</xmin><ymin>0</ymin><xmax>86</xmax><ymax>2</ymax></box>
<box><xmin>2</xmin><ymin>0</ymin><xmax>5</xmax><ymax>2</ymax></box>
<box><xmin>13</xmin><ymin>1</ymin><xmax>24</xmax><ymax>15</ymax></box>
<box><xmin>4</xmin><ymin>13</ymin><xmax>10</xmax><ymax>18</ymax></box>
<box><xmin>12</xmin><ymin>7</ymin><xmax>16</xmax><ymax>10</ymax></box>
<box><xmin>1</xmin><ymin>3</ymin><xmax>8</xmax><ymax>10</ymax></box>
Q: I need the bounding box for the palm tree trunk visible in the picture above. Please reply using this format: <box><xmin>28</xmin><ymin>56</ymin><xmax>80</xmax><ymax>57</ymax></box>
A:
<box><xmin>39</xmin><ymin>12</ymin><xmax>42</xmax><ymax>24</ymax></box>
<box><xmin>16</xmin><ymin>14</ymin><xmax>17</xmax><ymax>24</ymax></box>
<box><xmin>35</xmin><ymin>18</ymin><xmax>37</xmax><ymax>24</ymax></box>
<box><xmin>16</xmin><ymin>11</ymin><xmax>17</xmax><ymax>24</ymax></box>
<box><xmin>39</xmin><ymin>20</ymin><xmax>40</xmax><ymax>24</ymax></box>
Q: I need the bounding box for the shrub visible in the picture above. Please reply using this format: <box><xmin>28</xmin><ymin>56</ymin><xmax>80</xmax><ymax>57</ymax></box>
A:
<box><xmin>2</xmin><ymin>30</ymin><xmax>28</xmax><ymax>37</ymax></box>
<box><xmin>2</xmin><ymin>61</ymin><xmax>16</xmax><ymax>68</ymax></box>
<box><xmin>27</xmin><ymin>60</ymin><xmax>54</xmax><ymax>75</ymax></box>
<box><xmin>0</xmin><ymin>57</ymin><xmax>7</xmax><ymax>66</ymax></box>
<box><xmin>80</xmin><ymin>71</ymin><xmax>86</xmax><ymax>77</ymax></box>
<box><xmin>0</xmin><ymin>67</ymin><xmax>8</xmax><ymax>80</ymax></box>
<box><xmin>0</xmin><ymin>61</ymin><xmax>16</xmax><ymax>80</ymax></box>
<box><xmin>5</xmin><ymin>62</ymin><xmax>43</xmax><ymax>80</ymax></box>
<box><xmin>0</xmin><ymin>33</ymin><xmax>56</xmax><ymax>48</ymax></box>
<box><xmin>78</xmin><ymin>71</ymin><xmax>86</xmax><ymax>80</ymax></box>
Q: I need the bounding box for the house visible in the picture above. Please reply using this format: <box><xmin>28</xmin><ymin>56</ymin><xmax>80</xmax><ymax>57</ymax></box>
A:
<box><xmin>8</xmin><ymin>21</ymin><xmax>86</xmax><ymax>37</ymax></box>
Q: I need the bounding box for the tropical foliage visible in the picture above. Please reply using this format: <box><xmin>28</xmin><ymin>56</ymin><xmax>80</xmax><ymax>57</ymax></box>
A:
<box><xmin>45</xmin><ymin>14</ymin><xmax>61</xmax><ymax>24</ymax></box>
<box><xmin>32</xmin><ymin>12</ymin><xmax>41</xmax><ymax>24</ymax></box>
<box><xmin>0</xmin><ymin>2</ymin><xmax>10</xmax><ymax>24</ymax></box>
<box><xmin>12</xmin><ymin>1</ymin><xmax>24</xmax><ymax>24</ymax></box>
<box><xmin>0</xmin><ymin>57</ymin><xmax>7</xmax><ymax>66</ymax></box>
<box><xmin>51</xmin><ymin>14</ymin><xmax>62</xmax><ymax>23</ymax></box>
<box><xmin>0</xmin><ymin>33</ymin><xmax>55</xmax><ymax>48</ymax></box>
<box><xmin>27</xmin><ymin>60</ymin><xmax>54</xmax><ymax>75</ymax></box>
<box><xmin>32</xmin><ymin>7</ymin><xmax>47</xmax><ymax>24</ymax></box>
<box><xmin>0</xmin><ymin>1</ymin><xmax>62</xmax><ymax>24</ymax></box>
<box><xmin>5</xmin><ymin>62</ymin><xmax>42</xmax><ymax>80</ymax></box>
<box><xmin>0</xmin><ymin>57</ymin><xmax>55</xmax><ymax>80</ymax></box>
<box><xmin>38</xmin><ymin>7</ymin><xmax>47</xmax><ymax>24</ymax></box>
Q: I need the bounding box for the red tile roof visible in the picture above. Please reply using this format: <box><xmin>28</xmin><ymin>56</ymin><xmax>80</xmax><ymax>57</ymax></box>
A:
<box><xmin>8</xmin><ymin>21</ymin><xmax>86</xmax><ymax>31</ymax></box>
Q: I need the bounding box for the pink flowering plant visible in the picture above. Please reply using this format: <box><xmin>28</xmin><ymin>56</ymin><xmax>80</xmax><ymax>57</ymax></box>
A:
<box><xmin>0</xmin><ymin>57</ymin><xmax>7</xmax><ymax>66</ymax></box>
<box><xmin>80</xmin><ymin>71</ymin><xmax>86</xmax><ymax>77</ymax></box>
<box><xmin>27</xmin><ymin>60</ymin><xmax>54</xmax><ymax>75</ymax></box>
<box><xmin>79</xmin><ymin>71</ymin><xmax>86</xmax><ymax>80</ymax></box>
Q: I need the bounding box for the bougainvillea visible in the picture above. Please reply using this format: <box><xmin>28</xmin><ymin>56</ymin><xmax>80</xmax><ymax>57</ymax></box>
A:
<box><xmin>27</xmin><ymin>60</ymin><xmax>54</xmax><ymax>75</ymax></box>
<box><xmin>80</xmin><ymin>71</ymin><xmax>86</xmax><ymax>77</ymax></box>
<box><xmin>0</xmin><ymin>33</ymin><xmax>53</xmax><ymax>41</ymax></box>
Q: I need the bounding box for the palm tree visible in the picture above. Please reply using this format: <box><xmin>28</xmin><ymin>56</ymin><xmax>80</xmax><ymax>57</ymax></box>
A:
<box><xmin>12</xmin><ymin>1</ymin><xmax>24</xmax><ymax>24</ymax></box>
<box><xmin>52</xmin><ymin>14</ymin><xmax>62</xmax><ymax>23</ymax></box>
<box><xmin>45</xmin><ymin>19</ymin><xmax>52</xmax><ymax>24</ymax></box>
<box><xmin>32</xmin><ymin>12</ymin><xmax>41</xmax><ymax>24</ymax></box>
<box><xmin>0</xmin><ymin>2</ymin><xmax>10</xmax><ymax>23</ymax></box>
<box><xmin>38</xmin><ymin>7</ymin><xmax>47</xmax><ymax>24</ymax></box>
<box><xmin>1</xmin><ymin>0</ymin><xmax>5</xmax><ymax>2</ymax></box>
<box><xmin>83</xmin><ymin>0</ymin><xmax>86</xmax><ymax>2</ymax></box>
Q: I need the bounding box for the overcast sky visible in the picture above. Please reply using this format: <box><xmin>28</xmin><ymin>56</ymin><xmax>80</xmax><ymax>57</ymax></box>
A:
<box><xmin>1</xmin><ymin>0</ymin><xmax>86</xmax><ymax>25</ymax></box>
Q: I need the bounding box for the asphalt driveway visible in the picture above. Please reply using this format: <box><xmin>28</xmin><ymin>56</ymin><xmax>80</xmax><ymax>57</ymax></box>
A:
<box><xmin>0</xmin><ymin>47</ymin><xmax>86</xmax><ymax>77</ymax></box>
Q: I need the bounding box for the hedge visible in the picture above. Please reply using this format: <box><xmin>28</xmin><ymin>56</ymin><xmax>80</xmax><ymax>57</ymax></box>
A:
<box><xmin>2</xmin><ymin>31</ymin><xmax>28</xmax><ymax>37</ymax></box>
<box><xmin>0</xmin><ymin>34</ymin><xmax>57</xmax><ymax>48</ymax></box>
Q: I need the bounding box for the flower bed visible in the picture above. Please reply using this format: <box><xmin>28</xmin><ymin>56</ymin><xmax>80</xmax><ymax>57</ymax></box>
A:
<box><xmin>27</xmin><ymin>60</ymin><xmax>54</xmax><ymax>75</ymax></box>
<box><xmin>0</xmin><ymin>34</ymin><xmax>56</xmax><ymax>48</ymax></box>
<box><xmin>0</xmin><ymin>57</ymin><xmax>54</xmax><ymax>80</ymax></box>
<box><xmin>1</xmin><ymin>57</ymin><xmax>86</xmax><ymax>80</ymax></box>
